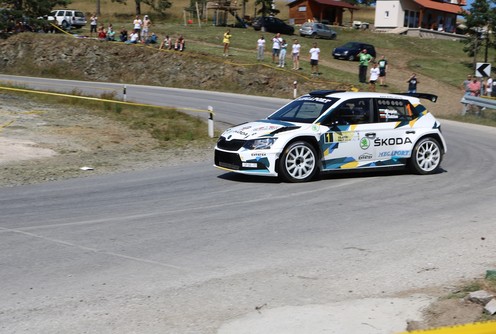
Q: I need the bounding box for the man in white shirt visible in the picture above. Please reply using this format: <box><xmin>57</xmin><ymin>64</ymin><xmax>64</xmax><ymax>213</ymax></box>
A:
<box><xmin>309</xmin><ymin>42</ymin><xmax>320</xmax><ymax>76</ymax></box>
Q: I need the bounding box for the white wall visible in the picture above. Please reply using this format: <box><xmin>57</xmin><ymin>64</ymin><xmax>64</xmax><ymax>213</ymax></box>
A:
<box><xmin>374</xmin><ymin>0</ymin><xmax>403</xmax><ymax>28</ymax></box>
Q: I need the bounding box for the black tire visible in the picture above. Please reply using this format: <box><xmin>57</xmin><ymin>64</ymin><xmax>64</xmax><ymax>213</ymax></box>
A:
<box><xmin>347</xmin><ymin>54</ymin><xmax>355</xmax><ymax>61</ymax></box>
<box><xmin>278</xmin><ymin>141</ymin><xmax>318</xmax><ymax>182</ymax></box>
<box><xmin>410</xmin><ymin>137</ymin><xmax>443</xmax><ymax>174</ymax></box>
<box><xmin>330</xmin><ymin>34</ymin><xmax>337</xmax><ymax>40</ymax></box>
<box><xmin>311</xmin><ymin>32</ymin><xmax>317</xmax><ymax>39</ymax></box>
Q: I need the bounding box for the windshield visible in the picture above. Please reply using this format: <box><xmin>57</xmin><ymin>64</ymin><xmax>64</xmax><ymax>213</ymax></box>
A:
<box><xmin>267</xmin><ymin>96</ymin><xmax>338</xmax><ymax>123</ymax></box>
<box><xmin>341</xmin><ymin>42</ymin><xmax>358</xmax><ymax>48</ymax></box>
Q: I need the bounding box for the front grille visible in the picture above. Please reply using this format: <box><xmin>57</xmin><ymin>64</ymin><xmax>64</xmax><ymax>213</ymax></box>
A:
<box><xmin>216</xmin><ymin>137</ymin><xmax>245</xmax><ymax>151</ymax></box>
<box><xmin>215</xmin><ymin>150</ymin><xmax>241</xmax><ymax>170</ymax></box>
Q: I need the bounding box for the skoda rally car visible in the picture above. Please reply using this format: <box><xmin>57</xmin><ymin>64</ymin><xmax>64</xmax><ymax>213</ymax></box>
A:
<box><xmin>214</xmin><ymin>90</ymin><xmax>447</xmax><ymax>183</ymax></box>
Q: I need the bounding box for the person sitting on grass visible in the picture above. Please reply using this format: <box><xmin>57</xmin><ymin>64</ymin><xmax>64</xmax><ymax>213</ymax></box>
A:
<box><xmin>159</xmin><ymin>35</ymin><xmax>172</xmax><ymax>50</ymax></box>
<box><xmin>125</xmin><ymin>29</ymin><xmax>139</xmax><ymax>44</ymax></box>
<box><xmin>174</xmin><ymin>35</ymin><xmax>185</xmax><ymax>51</ymax></box>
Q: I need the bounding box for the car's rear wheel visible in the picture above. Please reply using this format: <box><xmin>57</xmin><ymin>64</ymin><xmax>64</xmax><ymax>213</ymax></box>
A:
<box><xmin>410</xmin><ymin>137</ymin><xmax>442</xmax><ymax>174</ymax></box>
<box><xmin>279</xmin><ymin>141</ymin><xmax>318</xmax><ymax>183</ymax></box>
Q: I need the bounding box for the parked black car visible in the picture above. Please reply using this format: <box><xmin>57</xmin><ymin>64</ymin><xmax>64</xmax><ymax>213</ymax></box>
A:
<box><xmin>332</xmin><ymin>42</ymin><xmax>376</xmax><ymax>61</ymax></box>
<box><xmin>252</xmin><ymin>16</ymin><xmax>294</xmax><ymax>35</ymax></box>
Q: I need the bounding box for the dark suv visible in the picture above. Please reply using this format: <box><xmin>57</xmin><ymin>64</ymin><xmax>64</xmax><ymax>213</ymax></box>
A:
<box><xmin>252</xmin><ymin>16</ymin><xmax>294</xmax><ymax>35</ymax></box>
<box><xmin>332</xmin><ymin>42</ymin><xmax>376</xmax><ymax>61</ymax></box>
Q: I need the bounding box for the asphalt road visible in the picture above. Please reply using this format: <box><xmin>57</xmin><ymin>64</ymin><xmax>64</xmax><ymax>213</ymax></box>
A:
<box><xmin>1</xmin><ymin>76</ymin><xmax>496</xmax><ymax>333</ymax></box>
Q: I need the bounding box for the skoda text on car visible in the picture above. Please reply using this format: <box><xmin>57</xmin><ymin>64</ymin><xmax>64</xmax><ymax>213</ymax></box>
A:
<box><xmin>214</xmin><ymin>91</ymin><xmax>447</xmax><ymax>183</ymax></box>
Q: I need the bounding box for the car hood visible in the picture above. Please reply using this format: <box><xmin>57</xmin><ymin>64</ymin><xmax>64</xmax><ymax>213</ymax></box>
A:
<box><xmin>222</xmin><ymin>120</ymin><xmax>300</xmax><ymax>141</ymax></box>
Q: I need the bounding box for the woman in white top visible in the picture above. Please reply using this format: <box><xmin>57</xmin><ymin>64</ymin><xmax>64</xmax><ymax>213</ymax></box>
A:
<box><xmin>292</xmin><ymin>39</ymin><xmax>301</xmax><ymax>70</ymax></box>
<box><xmin>257</xmin><ymin>36</ymin><xmax>265</xmax><ymax>61</ymax></box>
<box><xmin>133</xmin><ymin>15</ymin><xmax>142</xmax><ymax>40</ymax></box>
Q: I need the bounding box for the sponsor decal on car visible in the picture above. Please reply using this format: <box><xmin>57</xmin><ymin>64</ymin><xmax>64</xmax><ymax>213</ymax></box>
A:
<box><xmin>378</xmin><ymin>150</ymin><xmax>410</xmax><ymax>157</ymax></box>
<box><xmin>324</xmin><ymin>132</ymin><xmax>356</xmax><ymax>143</ymax></box>
<box><xmin>360</xmin><ymin>137</ymin><xmax>370</xmax><ymax>150</ymax></box>
<box><xmin>358</xmin><ymin>153</ymin><xmax>373</xmax><ymax>160</ymax></box>
<box><xmin>374</xmin><ymin>137</ymin><xmax>412</xmax><ymax>146</ymax></box>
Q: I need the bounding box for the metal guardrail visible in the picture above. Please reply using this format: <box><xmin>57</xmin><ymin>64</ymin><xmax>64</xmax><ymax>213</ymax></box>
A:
<box><xmin>460</xmin><ymin>95</ymin><xmax>496</xmax><ymax>115</ymax></box>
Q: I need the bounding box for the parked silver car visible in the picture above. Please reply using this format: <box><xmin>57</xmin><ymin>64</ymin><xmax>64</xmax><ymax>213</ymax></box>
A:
<box><xmin>299</xmin><ymin>22</ymin><xmax>337</xmax><ymax>39</ymax></box>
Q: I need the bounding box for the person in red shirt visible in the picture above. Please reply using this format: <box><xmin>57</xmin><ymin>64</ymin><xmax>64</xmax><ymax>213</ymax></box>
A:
<box><xmin>467</xmin><ymin>77</ymin><xmax>481</xmax><ymax>96</ymax></box>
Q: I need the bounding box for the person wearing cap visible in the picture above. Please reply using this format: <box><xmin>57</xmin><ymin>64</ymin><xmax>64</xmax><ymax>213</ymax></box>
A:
<box><xmin>142</xmin><ymin>15</ymin><xmax>152</xmax><ymax>43</ymax></box>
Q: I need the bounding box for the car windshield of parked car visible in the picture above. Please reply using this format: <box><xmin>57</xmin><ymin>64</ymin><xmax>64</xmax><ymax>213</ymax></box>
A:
<box><xmin>267</xmin><ymin>97</ymin><xmax>338</xmax><ymax>123</ymax></box>
<box><xmin>341</xmin><ymin>42</ymin><xmax>358</xmax><ymax>48</ymax></box>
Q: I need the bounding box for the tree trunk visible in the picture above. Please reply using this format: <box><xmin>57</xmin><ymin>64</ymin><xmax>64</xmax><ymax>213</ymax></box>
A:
<box><xmin>135</xmin><ymin>0</ymin><xmax>141</xmax><ymax>15</ymax></box>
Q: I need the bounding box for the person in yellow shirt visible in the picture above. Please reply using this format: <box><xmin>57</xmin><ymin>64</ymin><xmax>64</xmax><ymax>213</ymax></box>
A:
<box><xmin>223</xmin><ymin>29</ymin><xmax>232</xmax><ymax>57</ymax></box>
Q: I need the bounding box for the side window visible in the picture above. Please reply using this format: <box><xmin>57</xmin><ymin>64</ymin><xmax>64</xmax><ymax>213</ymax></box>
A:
<box><xmin>376</xmin><ymin>99</ymin><xmax>414</xmax><ymax>122</ymax></box>
<box><xmin>323</xmin><ymin>98</ymin><xmax>372</xmax><ymax>125</ymax></box>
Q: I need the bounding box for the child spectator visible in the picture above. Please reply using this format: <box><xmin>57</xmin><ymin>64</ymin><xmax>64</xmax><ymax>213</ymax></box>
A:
<box><xmin>159</xmin><ymin>35</ymin><xmax>172</xmax><ymax>50</ymax></box>
<box><xmin>278</xmin><ymin>39</ymin><xmax>287</xmax><ymax>68</ymax></box>
<box><xmin>174</xmin><ymin>35</ymin><xmax>185</xmax><ymax>51</ymax></box>
<box><xmin>369</xmin><ymin>62</ymin><xmax>380</xmax><ymax>92</ymax></box>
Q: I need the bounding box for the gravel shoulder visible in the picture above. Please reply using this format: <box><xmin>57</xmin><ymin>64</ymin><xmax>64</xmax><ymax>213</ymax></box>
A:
<box><xmin>0</xmin><ymin>93</ymin><xmax>213</xmax><ymax>188</ymax></box>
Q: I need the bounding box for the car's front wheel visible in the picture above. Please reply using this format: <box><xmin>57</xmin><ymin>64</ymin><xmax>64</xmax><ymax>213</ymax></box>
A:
<box><xmin>410</xmin><ymin>137</ymin><xmax>442</xmax><ymax>174</ymax></box>
<box><xmin>347</xmin><ymin>54</ymin><xmax>355</xmax><ymax>61</ymax></box>
<box><xmin>279</xmin><ymin>141</ymin><xmax>318</xmax><ymax>182</ymax></box>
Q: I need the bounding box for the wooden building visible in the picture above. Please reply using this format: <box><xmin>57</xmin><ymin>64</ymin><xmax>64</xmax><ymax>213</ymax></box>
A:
<box><xmin>288</xmin><ymin>0</ymin><xmax>357</xmax><ymax>26</ymax></box>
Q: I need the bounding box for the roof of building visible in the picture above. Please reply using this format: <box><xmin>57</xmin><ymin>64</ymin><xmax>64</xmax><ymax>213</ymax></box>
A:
<box><xmin>413</xmin><ymin>0</ymin><xmax>465</xmax><ymax>15</ymax></box>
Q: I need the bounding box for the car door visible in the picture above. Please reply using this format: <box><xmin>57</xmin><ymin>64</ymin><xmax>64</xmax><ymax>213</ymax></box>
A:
<box><xmin>318</xmin><ymin>98</ymin><xmax>375</xmax><ymax>170</ymax></box>
<box><xmin>365</xmin><ymin>97</ymin><xmax>417</xmax><ymax>167</ymax></box>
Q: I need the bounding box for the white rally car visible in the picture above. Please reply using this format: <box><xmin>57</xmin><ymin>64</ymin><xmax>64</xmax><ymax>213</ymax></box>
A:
<box><xmin>214</xmin><ymin>90</ymin><xmax>447</xmax><ymax>183</ymax></box>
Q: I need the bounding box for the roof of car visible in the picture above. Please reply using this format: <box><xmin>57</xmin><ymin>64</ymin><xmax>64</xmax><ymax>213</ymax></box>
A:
<box><xmin>307</xmin><ymin>90</ymin><xmax>437</xmax><ymax>103</ymax></box>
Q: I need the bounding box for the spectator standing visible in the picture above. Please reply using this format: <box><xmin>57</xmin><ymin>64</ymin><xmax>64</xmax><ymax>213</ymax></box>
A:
<box><xmin>377</xmin><ymin>55</ymin><xmax>388</xmax><ymax>86</ymax></box>
<box><xmin>272</xmin><ymin>33</ymin><xmax>282</xmax><ymax>63</ymax></box>
<box><xmin>406</xmin><ymin>73</ymin><xmax>419</xmax><ymax>93</ymax></box>
<box><xmin>467</xmin><ymin>76</ymin><xmax>481</xmax><ymax>96</ymax></box>
<box><xmin>309</xmin><ymin>42</ymin><xmax>320</xmax><ymax>76</ymax></box>
<box><xmin>223</xmin><ymin>29</ymin><xmax>232</xmax><ymax>56</ymax></box>
<box><xmin>256</xmin><ymin>35</ymin><xmax>265</xmax><ymax>61</ymax></box>
<box><xmin>133</xmin><ymin>15</ymin><xmax>142</xmax><ymax>40</ymax></box>
<box><xmin>358</xmin><ymin>49</ymin><xmax>373</xmax><ymax>83</ymax></box>
<box><xmin>90</xmin><ymin>14</ymin><xmax>98</xmax><ymax>37</ymax></box>
<box><xmin>278</xmin><ymin>39</ymin><xmax>287</xmax><ymax>67</ymax></box>
<box><xmin>292</xmin><ymin>39</ymin><xmax>301</xmax><ymax>70</ymax></box>
<box><xmin>485</xmin><ymin>76</ymin><xmax>493</xmax><ymax>97</ymax></box>
<box><xmin>461</xmin><ymin>74</ymin><xmax>472</xmax><ymax>96</ymax></box>
<box><xmin>369</xmin><ymin>62</ymin><xmax>380</xmax><ymax>92</ymax></box>
<box><xmin>142</xmin><ymin>15</ymin><xmax>152</xmax><ymax>42</ymax></box>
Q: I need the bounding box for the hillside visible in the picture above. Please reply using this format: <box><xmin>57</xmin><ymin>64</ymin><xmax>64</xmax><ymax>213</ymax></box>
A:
<box><xmin>0</xmin><ymin>31</ymin><xmax>465</xmax><ymax>119</ymax></box>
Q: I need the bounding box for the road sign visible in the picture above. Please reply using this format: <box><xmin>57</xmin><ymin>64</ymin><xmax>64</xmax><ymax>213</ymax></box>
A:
<box><xmin>475</xmin><ymin>62</ymin><xmax>491</xmax><ymax>77</ymax></box>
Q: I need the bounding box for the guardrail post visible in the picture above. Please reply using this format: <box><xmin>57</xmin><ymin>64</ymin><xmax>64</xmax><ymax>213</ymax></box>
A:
<box><xmin>208</xmin><ymin>106</ymin><xmax>214</xmax><ymax>138</ymax></box>
<box><xmin>123</xmin><ymin>85</ymin><xmax>127</xmax><ymax>102</ymax></box>
<box><xmin>293</xmin><ymin>81</ymin><xmax>298</xmax><ymax>99</ymax></box>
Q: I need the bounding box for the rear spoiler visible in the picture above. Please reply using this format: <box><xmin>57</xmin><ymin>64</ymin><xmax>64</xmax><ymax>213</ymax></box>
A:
<box><xmin>393</xmin><ymin>93</ymin><xmax>438</xmax><ymax>103</ymax></box>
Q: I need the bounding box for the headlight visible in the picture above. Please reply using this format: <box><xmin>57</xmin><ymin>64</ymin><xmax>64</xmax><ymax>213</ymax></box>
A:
<box><xmin>343</xmin><ymin>50</ymin><xmax>349</xmax><ymax>55</ymax></box>
<box><xmin>243</xmin><ymin>138</ymin><xmax>277</xmax><ymax>150</ymax></box>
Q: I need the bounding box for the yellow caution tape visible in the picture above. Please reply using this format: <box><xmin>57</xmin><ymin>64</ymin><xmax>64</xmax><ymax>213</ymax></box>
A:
<box><xmin>0</xmin><ymin>86</ymin><xmax>213</xmax><ymax>115</ymax></box>
<box><xmin>398</xmin><ymin>321</ymin><xmax>496</xmax><ymax>334</ymax></box>
<box><xmin>0</xmin><ymin>120</ymin><xmax>15</xmax><ymax>130</ymax></box>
